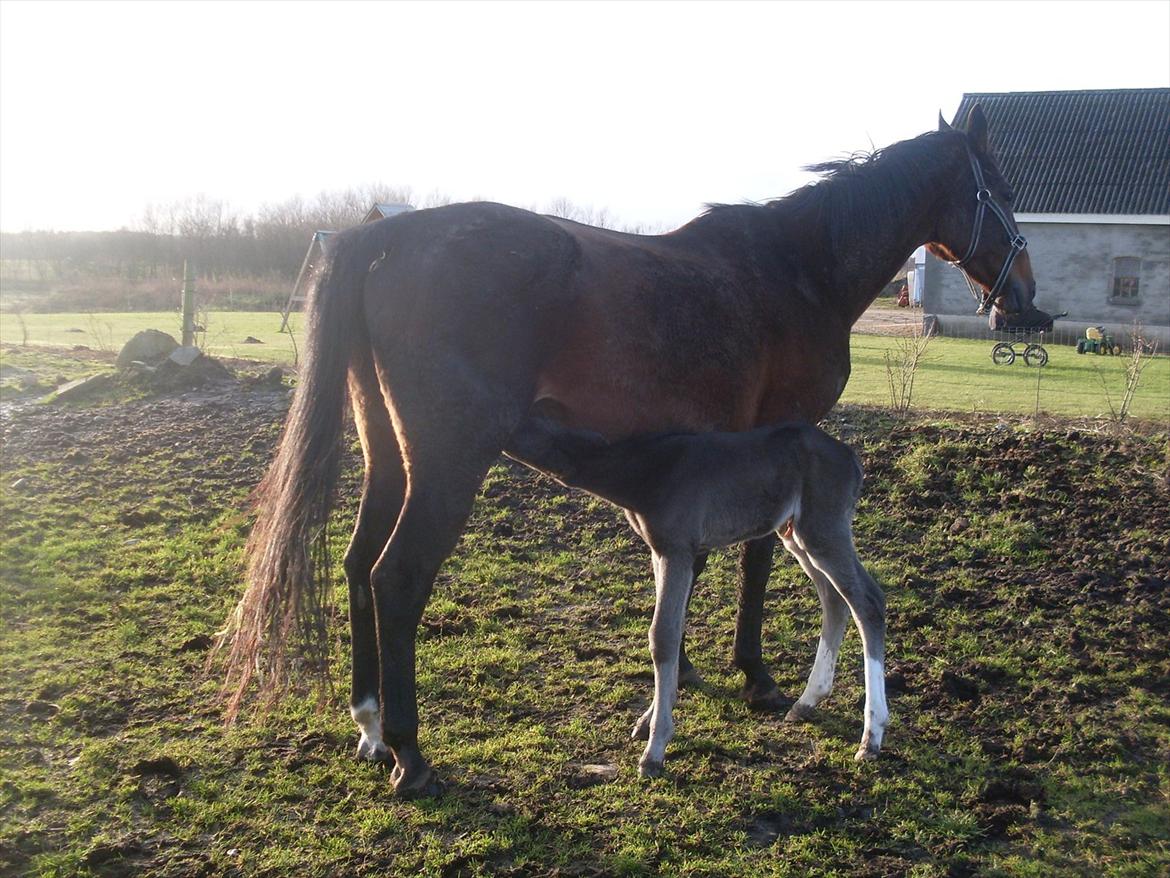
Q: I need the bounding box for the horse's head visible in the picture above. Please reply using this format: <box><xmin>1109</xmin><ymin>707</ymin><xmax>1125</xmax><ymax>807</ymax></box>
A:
<box><xmin>928</xmin><ymin>105</ymin><xmax>1036</xmax><ymax>317</ymax></box>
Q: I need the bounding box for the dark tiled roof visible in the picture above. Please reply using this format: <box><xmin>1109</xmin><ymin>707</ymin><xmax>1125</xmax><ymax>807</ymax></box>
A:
<box><xmin>953</xmin><ymin>89</ymin><xmax>1169</xmax><ymax>215</ymax></box>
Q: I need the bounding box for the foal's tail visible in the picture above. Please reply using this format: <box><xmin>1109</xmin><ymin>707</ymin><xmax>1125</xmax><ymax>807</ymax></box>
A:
<box><xmin>221</xmin><ymin>229</ymin><xmax>381</xmax><ymax>718</ymax></box>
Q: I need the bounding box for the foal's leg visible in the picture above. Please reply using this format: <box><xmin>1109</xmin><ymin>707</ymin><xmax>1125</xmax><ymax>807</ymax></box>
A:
<box><xmin>801</xmin><ymin>532</ymin><xmax>888</xmax><ymax>761</ymax></box>
<box><xmin>638</xmin><ymin>552</ymin><xmax>696</xmax><ymax>778</ymax></box>
<box><xmin>343</xmin><ymin>351</ymin><xmax>405</xmax><ymax>763</ymax></box>
<box><xmin>735</xmin><ymin>535</ymin><xmax>787</xmax><ymax>710</ymax></box>
<box><xmin>677</xmin><ymin>552</ymin><xmax>708</xmax><ymax>689</ymax></box>
<box><xmin>780</xmin><ymin>538</ymin><xmax>850</xmax><ymax>722</ymax></box>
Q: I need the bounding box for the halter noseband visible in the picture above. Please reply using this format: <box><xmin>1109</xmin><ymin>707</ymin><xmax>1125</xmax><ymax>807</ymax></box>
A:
<box><xmin>949</xmin><ymin>147</ymin><xmax>1028</xmax><ymax>314</ymax></box>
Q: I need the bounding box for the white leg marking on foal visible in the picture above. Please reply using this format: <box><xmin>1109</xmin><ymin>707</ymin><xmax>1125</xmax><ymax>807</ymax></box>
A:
<box><xmin>858</xmin><ymin>655</ymin><xmax>888</xmax><ymax>760</ymax></box>
<box><xmin>351</xmin><ymin>696</ymin><xmax>388</xmax><ymax>761</ymax></box>
<box><xmin>797</xmin><ymin>640</ymin><xmax>838</xmax><ymax>707</ymax></box>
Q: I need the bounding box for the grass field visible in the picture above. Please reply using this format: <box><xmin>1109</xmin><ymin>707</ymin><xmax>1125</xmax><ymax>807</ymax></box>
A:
<box><xmin>2</xmin><ymin>353</ymin><xmax>1170</xmax><ymax>878</ymax></box>
<box><xmin>1</xmin><ymin>310</ymin><xmax>1167</xmax><ymax>421</ymax></box>
<box><xmin>1</xmin><ymin>345</ymin><xmax>1168</xmax><ymax>876</ymax></box>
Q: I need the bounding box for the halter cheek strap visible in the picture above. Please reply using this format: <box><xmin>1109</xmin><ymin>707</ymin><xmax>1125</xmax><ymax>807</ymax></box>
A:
<box><xmin>949</xmin><ymin>147</ymin><xmax>1028</xmax><ymax>314</ymax></box>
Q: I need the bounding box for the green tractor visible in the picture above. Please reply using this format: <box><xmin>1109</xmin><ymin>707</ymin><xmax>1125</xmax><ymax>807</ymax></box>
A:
<box><xmin>1076</xmin><ymin>326</ymin><xmax>1122</xmax><ymax>356</ymax></box>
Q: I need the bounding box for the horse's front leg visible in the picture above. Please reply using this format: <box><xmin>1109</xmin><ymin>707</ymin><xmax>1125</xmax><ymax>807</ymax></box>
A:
<box><xmin>638</xmin><ymin>552</ymin><xmax>694</xmax><ymax>778</ymax></box>
<box><xmin>734</xmin><ymin>534</ymin><xmax>788</xmax><ymax>710</ymax></box>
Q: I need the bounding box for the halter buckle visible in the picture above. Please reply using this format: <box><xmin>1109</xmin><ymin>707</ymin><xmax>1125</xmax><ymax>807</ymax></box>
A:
<box><xmin>1010</xmin><ymin>234</ymin><xmax>1027</xmax><ymax>251</ymax></box>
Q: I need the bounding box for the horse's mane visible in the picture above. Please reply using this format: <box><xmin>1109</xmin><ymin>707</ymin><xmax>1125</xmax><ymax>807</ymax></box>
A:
<box><xmin>701</xmin><ymin>129</ymin><xmax>959</xmax><ymax>251</ymax></box>
<box><xmin>787</xmin><ymin>130</ymin><xmax>960</xmax><ymax>248</ymax></box>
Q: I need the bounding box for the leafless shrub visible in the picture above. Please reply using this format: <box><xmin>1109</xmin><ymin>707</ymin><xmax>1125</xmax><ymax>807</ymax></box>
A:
<box><xmin>1096</xmin><ymin>322</ymin><xmax>1159</xmax><ymax>427</ymax></box>
<box><xmin>14</xmin><ymin>309</ymin><xmax>28</xmax><ymax>346</ymax></box>
<box><xmin>884</xmin><ymin>328</ymin><xmax>933</xmax><ymax>417</ymax></box>
<box><xmin>84</xmin><ymin>312</ymin><xmax>116</xmax><ymax>353</ymax></box>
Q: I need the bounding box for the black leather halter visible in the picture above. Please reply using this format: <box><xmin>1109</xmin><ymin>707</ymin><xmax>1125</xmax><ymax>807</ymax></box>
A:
<box><xmin>949</xmin><ymin>147</ymin><xmax>1028</xmax><ymax>314</ymax></box>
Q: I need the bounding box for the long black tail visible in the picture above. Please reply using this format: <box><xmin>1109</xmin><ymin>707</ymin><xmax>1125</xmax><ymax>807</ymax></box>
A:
<box><xmin>221</xmin><ymin>228</ymin><xmax>383</xmax><ymax>717</ymax></box>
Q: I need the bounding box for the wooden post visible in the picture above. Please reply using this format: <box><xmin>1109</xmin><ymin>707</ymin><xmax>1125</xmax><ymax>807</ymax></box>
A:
<box><xmin>181</xmin><ymin>260</ymin><xmax>195</xmax><ymax>346</ymax></box>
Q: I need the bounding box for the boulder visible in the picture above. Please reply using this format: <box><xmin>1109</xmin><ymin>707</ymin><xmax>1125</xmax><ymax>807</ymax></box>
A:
<box><xmin>116</xmin><ymin>330</ymin><xmax>179</xmax><ymax>369</ymax></box>
<box><xmin>45</xmin><ymin>372</ymin><xmax>113</xmax><ymax>403</ymax></box>
<box><xmin>168</xmin><ymin>346</ymin><xmax>202</xmax><ymax>366</ymax></box>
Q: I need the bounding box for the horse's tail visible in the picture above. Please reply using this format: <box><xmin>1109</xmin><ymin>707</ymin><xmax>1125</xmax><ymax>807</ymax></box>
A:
<box><xmin>221</xmin><ymin>229</ymin><xmax>379</xmax><ymax>718</ymax></box>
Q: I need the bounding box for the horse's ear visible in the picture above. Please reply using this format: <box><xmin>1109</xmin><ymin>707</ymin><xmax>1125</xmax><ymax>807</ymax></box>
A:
<box><xmin>965</xmin><ymin>104</ymin><xmax>989</xmax><ymax>153</ymax></box>
<box><xmin>938</xmin><ymin>111</ymin><xmax>953</xmax><ymax>133</ymax></box>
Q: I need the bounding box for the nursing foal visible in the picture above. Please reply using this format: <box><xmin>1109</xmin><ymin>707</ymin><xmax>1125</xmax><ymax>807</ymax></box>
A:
<box><xmin>506</xmin><ymin>416</ymin><xmax>887</xmax><ymax>777</ymax></box>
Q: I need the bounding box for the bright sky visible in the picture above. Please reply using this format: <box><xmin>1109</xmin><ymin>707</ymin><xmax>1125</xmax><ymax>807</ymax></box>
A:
<box><xmin>1</xmin><ymin>0</ymin><xmax>1167</xmax><ymax>233</ymax></box>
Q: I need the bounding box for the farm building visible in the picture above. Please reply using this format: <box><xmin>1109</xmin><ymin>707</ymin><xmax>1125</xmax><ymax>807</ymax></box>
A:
<box><xmin>921</xmin><ymin>88</ymin><xmax>1170</xmax><ymax>345</ymax></box>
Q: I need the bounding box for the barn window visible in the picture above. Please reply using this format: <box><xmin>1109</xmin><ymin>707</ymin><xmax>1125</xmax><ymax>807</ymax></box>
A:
<box><xmin>1110</xmin><ymin>257</ymin><xmax>1141</xmax><ymax>302</ymax></box>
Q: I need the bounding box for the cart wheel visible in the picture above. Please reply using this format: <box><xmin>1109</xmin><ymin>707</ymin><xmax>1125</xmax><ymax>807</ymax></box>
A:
<box><xmin>992</xmin><ymin>343</ymin><xmax>1016</xmax><ymax>366</ymax></box>
<box><xmin>1076</xmin><ymin>340</ymin><xmax>1086</xmax><ymax>354</ymax></box>
<box><xmin>1112</xmin><ymin>345</ymin><xmax>1123</xmax><ymax>356</ymax></box>
<box><xmin>1024</xmin><ymin>345</ymin><xmax>1048</xmax><ymax>367</ymax></box>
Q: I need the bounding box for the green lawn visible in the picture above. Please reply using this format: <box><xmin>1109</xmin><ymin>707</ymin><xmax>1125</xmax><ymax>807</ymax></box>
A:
<box><xmin>1</xmin><ymin>310</ymin><xmax>1167</xmax><ymax>421</ymax></box>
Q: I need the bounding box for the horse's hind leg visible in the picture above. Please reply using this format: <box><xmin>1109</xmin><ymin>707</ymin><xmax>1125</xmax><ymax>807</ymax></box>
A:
<box><xmin>780</xmin><ymin>539</ymin><xmax>850</xmax><ymax>722</ymax></box>
<box><xmin>800</xmin><ymin>529</ymin><xmax>888</xmax><ymax>761</ymax></box>
<box><xmin>676</xmin><ymin>552</ymin><xmax>708</xmax><ymax>689</ymax></box>
<box><xmin>344</xmin><ymin>350</ymin><xmax>406</xmax><ymax>763</ymax></box>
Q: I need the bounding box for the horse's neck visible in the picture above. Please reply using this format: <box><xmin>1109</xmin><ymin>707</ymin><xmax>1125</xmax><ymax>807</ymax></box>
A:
<box><xmin>798</xmin><ymin>144</ymin><xmax>958</xmax><ymax>327</ymax></box>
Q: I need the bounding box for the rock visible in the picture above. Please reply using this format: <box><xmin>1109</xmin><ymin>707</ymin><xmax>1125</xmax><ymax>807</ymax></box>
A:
<box><xmin>168</xmin><ymin>346</ymin><xmax>203</xmax><ymax>367</ymax></box>
<box><xmin>45</xmin><ymin>373</ymin><xmax>113</xmax><ymax>403</ymax></box>
<box><xmin>25</xmin><ymin>700</ymin><xmax>60</xmax><ymax>717</ymax></box>
<box><xmin>569</xmin><ymin>762</ymin><xmax>619</xmax><ymax>788</ymax></box>
<box><xmin>242</xmin><ymin>336</ymin><xmax>264</xmax><ymax>344</ymax></box>
<box><xmin>116</xmin><ymin>329</ymin><xmax>179</xmax><ymax>369</ymax></box>
<box><xmin>949</xmin><ymin>516</ymin><xmax>970</xmax><ymax>534</ymax></box>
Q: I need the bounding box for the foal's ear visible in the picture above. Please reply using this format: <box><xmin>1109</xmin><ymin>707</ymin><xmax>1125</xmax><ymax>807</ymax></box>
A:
<box><xmin>937</xmin><ymin>111</ymin><xmax>954</xmax><ymax>133</ymax></box>
<box><xmin>965</xmin><ymin>104</ymin><xmax>989</xmax><ymax>153</ymax></box>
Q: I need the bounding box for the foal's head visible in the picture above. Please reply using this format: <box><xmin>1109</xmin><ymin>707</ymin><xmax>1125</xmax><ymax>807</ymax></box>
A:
<box><xmin>928</xmin><ymin>105</ymin><xmax>1036</xmax><ymax>317</ymax></box>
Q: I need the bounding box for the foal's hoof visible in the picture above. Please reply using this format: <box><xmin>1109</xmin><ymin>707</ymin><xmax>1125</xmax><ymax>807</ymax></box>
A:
<box><xmin>638</xmin><ymin>758</ymin><xmax>665</xmax><ymax>779</ymax></box>
<box><xmin>784</xmin><ymin>702</ymin><xmax>817</xmax><ymax>724</ymax></box>
<box><xmin>390</xmin><ymin>764</ymin><xmax>444</xmax><ymax>799</ymax></box>
<box><xmin>631</xmin><ymin>716</ymin><xmax>651</xmax><ymax>742</ymax></box>
<box><xmin>677</xmin><ymin>666</ymin><xmax>706</xmax><ymax>690</ymax></box>
<box><xmin>854</xmin><ymin>745</ymin><xmax>880</xmax><ymax>762</ymax></box>
<box><xmin>356</xmin><ymin>737</ymin><xmax>392</xmax><ymax>764</ymax></box>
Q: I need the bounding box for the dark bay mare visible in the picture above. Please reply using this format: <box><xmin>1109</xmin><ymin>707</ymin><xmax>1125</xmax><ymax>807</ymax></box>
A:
<box><xmin>506</xmin><ymin>415</ymin><xmax>884</xmax><ymax>777</ymax></box>
<box><xmin>227</xmin><ymin>106</ymin><xmax>1036</xmax><ymax>796</ymax></box>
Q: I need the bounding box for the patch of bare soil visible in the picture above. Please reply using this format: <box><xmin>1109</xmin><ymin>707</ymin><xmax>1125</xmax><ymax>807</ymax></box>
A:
<box><xmin>0</xmin><ymin>357</ymin><xmax>294</xmax><ymax>504</ymax></box>
<box><xmin>854</xmin><ymin>304</ymin><xmax>925</xmax><ymax>336</ymax></box>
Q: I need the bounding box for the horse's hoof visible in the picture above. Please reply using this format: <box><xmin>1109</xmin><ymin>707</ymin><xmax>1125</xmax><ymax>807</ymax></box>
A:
<box><xmin>744</xmin><ymin>684</ymin><xmax>793</xmax><ymax>713</ymax></box>
<box><xmin>356</xmin><ymin>737</ymin><xmax>392</xmax><ymax>764</ymax></box>
<box><xmin>784</xmin><ymin>702</ymin><xmax>816</xmax><ymax>724</ymax></box>
<box><xmin>677</xmin><ymin>666</ymin><xmax>706</xmax><ymax>690</ymax></box>
<box><xmin>631</xmin><ymin>717</ymin><xmax>651</xmax><ymax>741</ymax></box>
<box><xmin>854</xmin><ymin>746</ymin><xmax>880</xmax><ymax>762</ymax></box>
<box><xmin>390</xmin><ymin>764</ymin><xmax>444</xmax><ymax>799</ymax></box>
<box><xmin>638</xmin><ymin>758</ymin><xmax>665</xmax><ymax>779</ymax></box>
